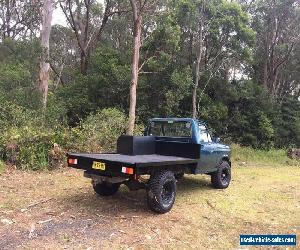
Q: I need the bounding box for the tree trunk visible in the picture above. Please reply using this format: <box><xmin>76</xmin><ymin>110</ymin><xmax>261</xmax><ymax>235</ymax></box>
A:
<box><xmin>189</xmin><ymin>32</ymin><xmax>194</xmax><ymax>66</ymax></box>
<box><xmin>127</xmin><ymin>0</ymin><xmax>142</xmax><ymax>135</ymax></box>
<box><xmin>262</xmin><ymin>57</ymin><xmax>268</xmax><ymax>89</ymax></box>
<box><xmin>80</xmin><ymin>50</ymin><xmax>88</xmax><ymax>75</ymax></box>
<box><xmin>192</xmin><ymin>16</ymin><xmax>203</xmax><ymax>119</ymax></box>
<box><xmin>4</xmin><ymin>0</ymin><xmax>11</xmax><ymax>39</ymax></box>
<box><xmin>39</xmin><ymin>0</ymin><xmax>53</xmax><ymax>109</ymax></box>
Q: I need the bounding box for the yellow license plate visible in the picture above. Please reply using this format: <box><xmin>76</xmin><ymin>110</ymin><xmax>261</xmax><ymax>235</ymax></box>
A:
<box><xmin>92</xmin><ymin>161</ymin><xmax>106</xmax><ymax>170</ymax></box>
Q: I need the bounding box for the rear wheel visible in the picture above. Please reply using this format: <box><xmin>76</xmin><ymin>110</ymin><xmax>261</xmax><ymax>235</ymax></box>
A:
<box><xmin>93</xmin><ymin>182</ymin><xmax>120</xmax><ymax>196</ymax></box>
<box><xmin>147</xmin><ymin>171</ymin><xmax>177</xmax><ymax>214</ymax></box>
<box><xmin>211</xmin><ymin>161</ymin><xmax>231</xmax><ymax>189</ymax></box>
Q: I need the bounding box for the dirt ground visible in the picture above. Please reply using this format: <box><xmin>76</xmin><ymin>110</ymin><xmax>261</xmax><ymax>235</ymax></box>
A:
<box><xmin>0</xmin><ymin>164</ymin><xmax>299</xmax><ymax>250</ymax></box>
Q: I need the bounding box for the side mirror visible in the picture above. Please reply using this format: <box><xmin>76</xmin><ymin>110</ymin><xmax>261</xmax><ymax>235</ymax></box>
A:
<box><xmin>213</xmin><ymin>137</ymin><xmax>221</xmax><ymax>143</ymax></box>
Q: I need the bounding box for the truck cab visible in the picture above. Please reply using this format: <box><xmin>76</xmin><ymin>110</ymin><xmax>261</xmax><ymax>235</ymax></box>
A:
<box><xmin>145</xmin><ymin>118</ymin><xmax>231</xmax><ymax>174</ymax></box>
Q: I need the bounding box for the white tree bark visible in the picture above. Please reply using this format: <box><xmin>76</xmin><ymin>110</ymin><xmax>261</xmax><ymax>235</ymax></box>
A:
<box><xmin>192</xmin><ymin>13</ymin><xmax>204</xmax><ymax>119</ymax></box>
<box><xmin>39</xmin><ymin>0</ymin><xmax>54</xmax><ymax>108</ymax></box>
<box><xmin>192</xmin><ymin>20</ymin><xmax>203</xmax><ymax>119</ymax></box>
<box><xmin>127</xmin><ymin>0</ymin><xmax>142</xmax><ymax>135</ymax></box>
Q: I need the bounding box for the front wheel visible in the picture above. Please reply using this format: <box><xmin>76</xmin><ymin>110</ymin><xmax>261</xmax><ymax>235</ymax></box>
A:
<box><xmin>147</xmin><ymin>171</ymin><xmax>177</xmax><ymax>214</ymax></box>
<box><xmin>93</xmin><ymin>182</ymin><xmax>120</xmax><ymax>196</ymax></box>
<box><xmin>211</xmin><ymin>161</ymin><xmax>231</xmax><ymax>189</ymax></box>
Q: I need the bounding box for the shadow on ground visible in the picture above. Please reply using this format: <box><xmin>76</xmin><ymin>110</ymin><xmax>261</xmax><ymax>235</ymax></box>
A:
<box><xmin>55</xmin><ymin>175</ymin><xmax>213</xmax><ymax>216</ymax></box>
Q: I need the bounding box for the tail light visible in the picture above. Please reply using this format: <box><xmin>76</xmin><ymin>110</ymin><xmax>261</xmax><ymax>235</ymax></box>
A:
<box><xmin>68</xmin><ymin>158</ymin><xmax>78</xmax><ymax>165</ymax></box>
<box><xmin>121</xmin><ymin>166</ymin><xmax>134</xmax><ymax>175</ymax></box>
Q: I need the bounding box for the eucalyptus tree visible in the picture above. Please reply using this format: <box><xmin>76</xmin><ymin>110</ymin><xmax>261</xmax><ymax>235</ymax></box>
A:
<box><xmin>127</xmin><ymin>0</ymin><xmax>142</xmax><ymax>135</ymax></box>
<box><xmin>50</xmin><ymin>25</ymin><xmax>78</xmax><ymax>87</ymax></box>
<box><xmin>0</xmin><ymin>0</ymin><xmax>41</xmax><ymax>41</ymax></box>
<box><xmin>174</xmin><ymin>0</ymin><xmax>255</xmax><ymax>118</ymax></box>
<box><xmin>60</xmin><ymin>0</ymin><xmax>128</xmax><ymax>75</ymax></box>
<box><xmin>39</xmin><ymin>0</ymin><xmax>54</xmax><ymax>109</ymax></box>
<box><xmin>252</xmin><ymin>0</ymin><xmax>300</xmax><ymax>98</ymax></box>
<box><xmin>127</xmin><ymin>0</ymin><xmax>161</xmax><ymax>135</ymax></box>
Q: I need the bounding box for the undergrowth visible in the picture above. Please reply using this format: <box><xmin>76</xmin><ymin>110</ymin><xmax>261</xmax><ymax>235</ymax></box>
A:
<box><xmin>231</xmin><ymin>144</ymin><xmax>299</xmax><ymax>166</ymax></box>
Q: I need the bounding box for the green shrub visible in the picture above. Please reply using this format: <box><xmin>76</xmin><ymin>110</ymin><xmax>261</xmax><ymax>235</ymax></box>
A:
<box><xmin>0</xmin><ymin>101</ymin><xmax>67</xmax><ymax>170</ymax></box>
<box><xmin>0</xmin><ymin>104</ymin><xmax>145</xmax><ymax>170</ymax></box>
<box><xmin>0</xmin><ymin>160</ymin><xmax>5</xmax><ymax>174</ymax></box>
<box><xmin>1</xmin><ymin>125</ymin><xmax>67</xmax><ymax>170</ymax></box>
<box><xmin>0</xmin><ymin>99</ymin><xmax>38</xmax><ymax>128</ymax></box>
<box><xmin>68</xmin><ymin>108</ymin><xmax>128</xmax><ymax>153</ymax></box>
<box><xmin>231</xmin><ymin>144</ymin><xmax>300</xmax><ymax>166</ymax></box>
<box><xmin>275</xmin><ymin>97</ymin><xmax>300</xmax><ymax>148</ymax></box>
<box><xmin>0</xmin><ymin>62</ymin><xmax>41</xmax><ymax>109</ymax></box>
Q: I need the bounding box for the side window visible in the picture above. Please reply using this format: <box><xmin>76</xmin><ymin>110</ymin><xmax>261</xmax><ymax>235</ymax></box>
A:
<box><xmin>199</xmin><ymin>124</ymin><xmax>212</xmax><ymax>143</ymax></box>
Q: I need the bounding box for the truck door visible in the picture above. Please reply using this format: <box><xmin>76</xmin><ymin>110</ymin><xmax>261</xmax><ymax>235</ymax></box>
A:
<box><xmin>195</xmin><ymin>124</ymin><xmax>218</xmax><ymax>173</ymax></box>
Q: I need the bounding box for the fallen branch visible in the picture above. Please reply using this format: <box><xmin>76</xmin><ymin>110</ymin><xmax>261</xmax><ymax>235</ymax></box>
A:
<box><xmin>27</xmin><ymin>198</ymin><xmax>53</xmax><ymax>208</ymax></box>
<box><xmin>96</xmin><ymin>213</ymin><xmax>140</xmax><ymax>219</ymax></box>
<box><xmin>205</xmin><ymin>199</ymin><xmax>220</xmax><ymax>213</ymax></box>
<box><xmin>38</xmin><ymin>218</ymin><xmax>53</xmax><ymax>224</ymax></box>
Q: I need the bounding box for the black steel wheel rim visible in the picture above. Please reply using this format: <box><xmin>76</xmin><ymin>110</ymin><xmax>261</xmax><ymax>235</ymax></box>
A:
<box><xmin>221</xmin><ymin>168</ymin><xmax>230</xmax><ymax>184</ymax></box>
<box><xmin>161</xmin><ymin>180</ymin><xmax>174</xmax><ymax>205</ymax></box>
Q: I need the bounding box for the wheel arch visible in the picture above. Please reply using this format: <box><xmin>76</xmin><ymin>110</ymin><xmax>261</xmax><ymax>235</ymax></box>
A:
<box><xmin>220</xmin><ymin>156</ymin><xmax>231</xmax><ymax>167</ymax></box>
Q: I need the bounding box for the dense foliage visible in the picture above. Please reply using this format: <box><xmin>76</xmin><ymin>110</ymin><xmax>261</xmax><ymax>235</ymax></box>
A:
<box><xmin>0</xmin><ymin>0</ymin><xmax>299</xmax><ymax>169</ymax></box>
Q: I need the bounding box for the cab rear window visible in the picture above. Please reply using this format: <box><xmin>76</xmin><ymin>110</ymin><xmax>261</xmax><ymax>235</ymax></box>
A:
<box><xmin>149</xmin><ymin>121</ymin><xmax>192</xmax><ymax>137</ymax></box>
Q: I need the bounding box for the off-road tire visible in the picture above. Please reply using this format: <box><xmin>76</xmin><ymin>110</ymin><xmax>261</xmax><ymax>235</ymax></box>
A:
<box><xmin>211</xmin><ymin>161</ymin><xmax>231</xmax><ymax>189</ymax></box>
<box><xmin>93</xmin><ymin>182</ymin><xmax>120</xmax><ymax>196</ymax></box>
<box><xmin>147</xmin><ymin>171</ymin><xmax>177</xmax><ymax>214</ymax></box>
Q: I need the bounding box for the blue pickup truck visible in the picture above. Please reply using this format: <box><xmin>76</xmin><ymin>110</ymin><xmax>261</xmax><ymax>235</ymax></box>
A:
<box><xmin>67</xmin><ymin>118</ymin><xmax>231</xmax><ymax>213</ymax></box>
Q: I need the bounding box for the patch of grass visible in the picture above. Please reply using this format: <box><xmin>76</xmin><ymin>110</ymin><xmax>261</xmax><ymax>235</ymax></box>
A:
<box><xmin>176</xmin><ymin>165</ymin><xmax>300</xmax><ymax>223</ymax></box>
<box><xmin>231</xmin><ymin>144</ymin><xmax>300</xmax><ymax>166</ymax></box>
<box><xmin>0</xmin><ymin>162</ymin><xmax>299</xmax><ymax>249</ymax></box>
<box><xmin>0</xmin><ymin>160</ymin><xmax>5</xmax><ymax>174</ymax></box>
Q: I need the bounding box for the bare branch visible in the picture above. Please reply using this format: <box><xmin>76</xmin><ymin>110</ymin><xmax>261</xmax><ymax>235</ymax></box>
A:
<box><xmin>65</xmin><ymin>0</ymin><xmax>86</xmax><ymax>56</ymax></box>
<box><xmin>50</xmin><ymin>63</ymin><xmax>65</xmax><ymax>86</ymax></box>
<box><xmin>138</xmin><ymin>55</ymin><xmax>156</xmax><ymax>72</ymax></box>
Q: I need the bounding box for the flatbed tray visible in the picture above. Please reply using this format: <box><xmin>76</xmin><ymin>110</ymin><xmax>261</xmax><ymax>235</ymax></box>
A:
<box><xmin>68</xmin><ymin>153</ymin><xmax>198</xmax><ymax>167</ymax></box>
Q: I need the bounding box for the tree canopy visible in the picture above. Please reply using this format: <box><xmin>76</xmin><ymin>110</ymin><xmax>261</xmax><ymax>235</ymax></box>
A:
<box><xmin>0</xmin><ymin>0</ymin><xmax>299</xmax><ymax>169</ymax></box>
